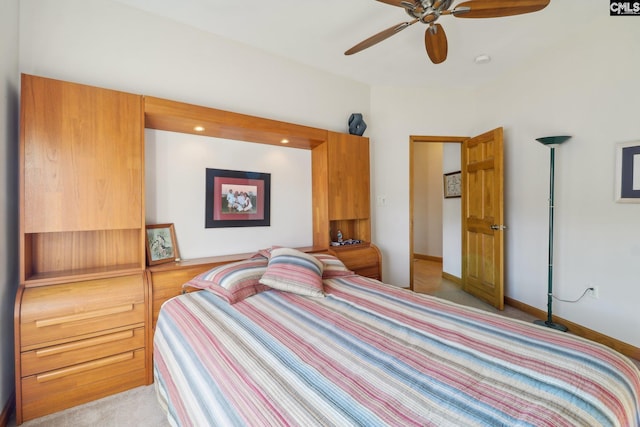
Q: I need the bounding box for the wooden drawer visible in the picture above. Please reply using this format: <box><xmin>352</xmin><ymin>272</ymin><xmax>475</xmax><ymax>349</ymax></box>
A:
<box><xmin>20</xmin><ymin>274</ymin><xmax>145</xmax><ymax>349</ymax></box>
<box><xmin>352</xmin><ymin>265</ymin><xmax>380</xmax><ymax>279</ymax></box>
<box><xmin>21</xmin><ymin>327</ymin><xmax>145</xmax><ymax>377</ymax></box>
<box><xmin>329</xmin><ymin>244</ymin><xmax>381</xmax><ymax>280</ymax></box>
<box><xmin>21</xmin><ymin>348</ymin><xmax>146</xmax><ymax>422</ymax></box>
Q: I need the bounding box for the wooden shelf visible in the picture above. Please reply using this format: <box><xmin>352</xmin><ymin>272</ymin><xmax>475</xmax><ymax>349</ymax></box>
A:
<box><xmin>22</xmin><ymin>229</ymin><xmax>144</xmax><ymax>285</ymax></box>
<box><xmin>23</xmin><ymin>264</ymin><xmax>144</xmax><ymax>288</ymax></box>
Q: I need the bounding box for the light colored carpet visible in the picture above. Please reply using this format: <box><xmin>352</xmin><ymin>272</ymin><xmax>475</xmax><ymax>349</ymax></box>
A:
<box><xmin>8</xmin><ymin>384</ymin><xmax>168</xmax><ymax>427</ymax></box>
<box><xmin>430</xmin><ymin>279</ymin><xmax>539</xmax><ymax>322</ymax></box>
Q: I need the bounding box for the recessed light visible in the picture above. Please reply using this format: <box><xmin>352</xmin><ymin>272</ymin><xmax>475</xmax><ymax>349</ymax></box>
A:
<box><xmin>281</xmin><ymin>139</ymin><xmax>289</xmax><ymax>144</ymax></box>
<box><xmin>474</xmin><ymin>54</ymin><xmax>491</xmax><ymax>65</ymax></box>
<box><xmin>194</xmin><ymin>126</ymin><xmax>205</xmax><ymax>132</ymax></box>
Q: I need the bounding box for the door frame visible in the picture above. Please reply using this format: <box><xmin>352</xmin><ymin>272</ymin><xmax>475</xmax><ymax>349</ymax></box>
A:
<box><xmin>409</xmin><ymin>135</ymin><xmax>468</xmax><ymax>291</ymax></box>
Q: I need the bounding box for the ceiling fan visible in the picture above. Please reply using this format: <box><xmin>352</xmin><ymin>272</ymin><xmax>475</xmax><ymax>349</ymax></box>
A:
<box><xmin>345</xmin><ymin>0</ymin><xmax>550</xmax><ymax>64</ymax></box>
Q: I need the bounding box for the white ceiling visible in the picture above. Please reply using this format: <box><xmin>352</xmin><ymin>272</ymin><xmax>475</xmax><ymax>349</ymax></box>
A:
<box><xmin>110</xmin><ymin>0</ymin><xmax>603</xmax><ymax>88</ymax></box>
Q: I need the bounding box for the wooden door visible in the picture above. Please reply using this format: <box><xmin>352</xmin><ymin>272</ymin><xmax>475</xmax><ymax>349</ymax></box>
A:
<box><xmin>462</xmin><ymin>128</ymin><xmax>505</xmax><ymax>309</ymax></box>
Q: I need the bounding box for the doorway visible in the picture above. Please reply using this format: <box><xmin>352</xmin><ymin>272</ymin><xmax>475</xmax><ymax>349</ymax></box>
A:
<box><xmin>409</xmin><ymin>136</ymin><xmax>466</xmax><ymax>291</ymax></box>
<box><xmin>410</xmin><ymin>129</ymin><xmax>506</xmax><ymax>310</ymax></box>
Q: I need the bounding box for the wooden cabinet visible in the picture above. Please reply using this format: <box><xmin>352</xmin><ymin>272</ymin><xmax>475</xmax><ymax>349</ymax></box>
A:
<box><xmin>19</xmin><ymin>74</ymin><xmax>145</xmax><ymax>285</ymax></box>
<box><xmin>327</xmin><ymin>132</ymin><xmax>370</xmax><ymax>221</ymax></box>
<box><xmin>312</xmin><ymin>132</ymin><xmax>371</xmax><ymax>247</ymax></box>
<box><xmin>15</xmin><ymin>75</ymin><xmax>148</xmax><ymax>424</ymax></box>
<box><xmin>15</xmin><ymin>275</ymin><xmax>148</xmax><ymax>423</ymax></box>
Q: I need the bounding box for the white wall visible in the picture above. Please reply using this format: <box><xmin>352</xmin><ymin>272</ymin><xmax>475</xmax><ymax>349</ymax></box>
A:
<box><xmin>442</xmin><ymin>144</ymin><xmax>461</xmax><ymax>278</ymax></box>
<box><xmin>369</xmin><ymin>15</ymin><xmax>640</xmax><ymax>347</ymax></box>
<box><xmin>413</xmin><ymin>143</ymin><xmax>443</xmax><ymax>257</ymax></box>
<box><xmin>145</xmin><ymin>130</ymin><xmax>312</xmax><ymax>257</ymax></box>
<box><xmin>1</xmin><ymin>0</ymin><xmax>19</xmax><ymax>412</ymax></box>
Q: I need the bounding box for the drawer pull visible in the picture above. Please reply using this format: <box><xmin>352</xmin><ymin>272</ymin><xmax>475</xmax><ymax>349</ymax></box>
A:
<box><xmin>35</xmin><ymin>330</ymin><xmax>135</xmax><ymax>357</ymax></box>
<box><xmin>36</xmin><ymin>352</ymin><xmax>134</xmax><ymax>383</ymax></box>
<box><xmin>35</xmin><ymin>304</ymin><xmax>134</xmax><ymax>328</ymax></box>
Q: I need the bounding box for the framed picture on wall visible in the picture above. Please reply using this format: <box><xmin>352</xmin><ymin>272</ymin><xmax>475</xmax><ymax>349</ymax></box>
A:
<box><xmin>615</xmin><ymin>141</ymin><xmax>640</xmax><ymax>203</ymax></box>
<box><xmin>205</xmin><ymin>168</ymin><xmax>271</xmax><ymax>228</ymax></box>
<box><xmin>145</xmin><ymin>223</ymin><xmax>180</xmax><ymax>265</ymax></box>
<box><xmin>443</xmin><ymin>171</ymin><xmax>462</xmax><ymax>198</ymax></box>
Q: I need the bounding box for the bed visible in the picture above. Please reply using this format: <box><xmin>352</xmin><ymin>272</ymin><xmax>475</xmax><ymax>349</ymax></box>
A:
<box><xmin>153</xmin><ymin>248</ymin><xmax>640</xmax><ymax>426</ymax></box>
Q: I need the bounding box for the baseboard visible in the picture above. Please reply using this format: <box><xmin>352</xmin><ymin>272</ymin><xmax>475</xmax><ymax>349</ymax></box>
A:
<box><xmin>441</xmin><ymin>272</ymin><xmax>462</xmax><ymax>285</ymax></box>
<box><xmin>505</xmin><ymin>297</ymin><xmax>640</xmax><ymax>361</ymax></box>
<box><xmin>0</xmin><ymin>392</ymin><xmax>14</xmax><ymax>427</ymax></box>
<box><xmin>413</xmin><ymin>254</ymin><xmax>442</xmax><ymax>262</ymax></box>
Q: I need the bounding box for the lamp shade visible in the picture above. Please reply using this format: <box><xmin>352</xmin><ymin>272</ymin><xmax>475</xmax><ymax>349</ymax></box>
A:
<box><xmin>536</xmin><ymin>136</ymin><xmax>572</xmax><ymax>147</ymax></box>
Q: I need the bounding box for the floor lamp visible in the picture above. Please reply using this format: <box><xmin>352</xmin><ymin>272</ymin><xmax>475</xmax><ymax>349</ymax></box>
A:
<box><xmin>533</xmin><ymin>135</ymin><xmax>571</xmax><ymax>332</ymax></box>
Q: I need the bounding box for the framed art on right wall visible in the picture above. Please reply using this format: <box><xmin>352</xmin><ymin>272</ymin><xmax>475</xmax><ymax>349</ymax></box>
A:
<box><xmin>615</xmin><ymin>141</ymin><xmax>640</xmax><ymax>203</ymax></box>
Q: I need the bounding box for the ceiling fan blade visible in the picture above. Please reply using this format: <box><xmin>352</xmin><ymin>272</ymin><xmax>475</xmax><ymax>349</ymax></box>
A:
<box><xmin>453</xmin><ymin>0</ymin><xmax>550</xmax><ymax>18</ymax></box>
<box><xmin>424</xmin><ymin>24</ymin><xmax>448</xmax><ymax>64</ymax></box>
<box><xmin>345</xmin><ymin>19</ymin><xmax>419</xmax><ymax>55</ymax></box>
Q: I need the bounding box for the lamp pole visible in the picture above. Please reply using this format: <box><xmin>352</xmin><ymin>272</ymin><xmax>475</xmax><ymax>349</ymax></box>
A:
<box><xmin>533</xmin><ymin>136</ymin><xmax>571</xmax><ymax>332</ymax></box>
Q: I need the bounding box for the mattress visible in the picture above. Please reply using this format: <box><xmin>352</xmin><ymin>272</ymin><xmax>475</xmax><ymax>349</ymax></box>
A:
<box><xmin>154</xmin><ymin>275</ymin><xmax>640</xmax><ymax>426</ymax></box>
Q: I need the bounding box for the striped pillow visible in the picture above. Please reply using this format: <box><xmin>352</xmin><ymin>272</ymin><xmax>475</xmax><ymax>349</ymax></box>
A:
<box><xmin>313</xmin><ymin>253</ymin><xmax>354</xmax><ymax>278</ymax></box>
<box><xmin>259</xmin><ymin>248</ymin><xmax>325</xmax><ymax>297</ymax></box>
<box><xmin>184</xmin><ymin>258</ymin><xmax>269</xmax><ymax>304</ymax></box>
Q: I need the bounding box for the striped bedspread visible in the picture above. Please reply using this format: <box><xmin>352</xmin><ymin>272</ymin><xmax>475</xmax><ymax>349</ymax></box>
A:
<box><xmin>154</xmin><ymin>275</ymin><xmax>640</xmax><ymax>427</ymax></box>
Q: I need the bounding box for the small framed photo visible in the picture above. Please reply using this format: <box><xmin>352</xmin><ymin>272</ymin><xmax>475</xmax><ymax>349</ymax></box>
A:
<box><xmin>145</xmin><ymin>223</ymin><xmax>179</xmax><ymax>265</ymax></box>
<box><xmin>443</xmin><ymin>171</ymin><xmax>462</xmax><ymax>198</ymax></box>
<box><xmin>615</xmin><ymin>141</ymin><xmax>640</xmax><ymax>203</ymax></box>
<box><xmin>205</xmin><ymin>168</ymin><xmax>271</xmax><ymax>228</ymax></box>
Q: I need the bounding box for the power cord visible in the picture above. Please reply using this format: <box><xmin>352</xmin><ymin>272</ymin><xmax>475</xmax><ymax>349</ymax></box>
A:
<box><xmin>553</xmin><ymin>287</ymin><xmax>593</xmax><ymax>303</ymax></box>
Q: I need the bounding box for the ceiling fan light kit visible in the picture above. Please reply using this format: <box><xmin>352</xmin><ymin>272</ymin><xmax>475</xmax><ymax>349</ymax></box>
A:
<box><xmin>345</xmin><ymin>0</ymin><xmax>550</xmax><ymax>64</ymax></box>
